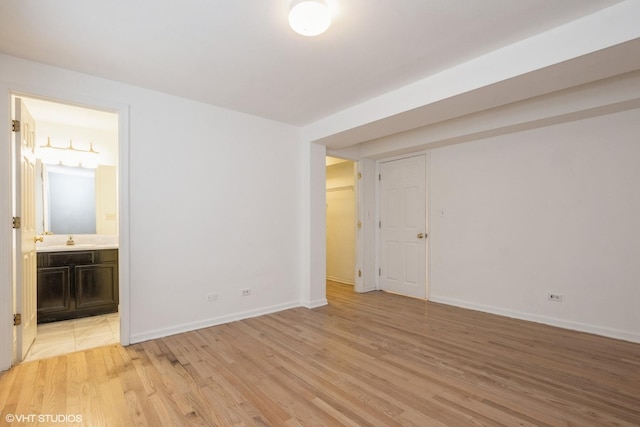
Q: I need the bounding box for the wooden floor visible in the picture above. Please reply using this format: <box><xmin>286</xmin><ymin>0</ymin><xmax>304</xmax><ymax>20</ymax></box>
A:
<box><xmin>1</xmin><ymin>281</ymin><xmax>639</xmax><ymax>426</ymax></box>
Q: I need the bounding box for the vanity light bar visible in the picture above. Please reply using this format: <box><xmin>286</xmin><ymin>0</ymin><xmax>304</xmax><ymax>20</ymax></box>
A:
<box><xmin>38</xmin><ymin>137</ymin><xmax>100</xmax><ymax>168</ymax></box>
<box><xmin>39</xmin><ymin>137</ymin><xmax>100</xmax><ymax>155</ymax></box>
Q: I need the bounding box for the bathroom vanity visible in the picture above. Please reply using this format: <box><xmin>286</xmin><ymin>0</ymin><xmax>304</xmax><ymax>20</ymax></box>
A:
<box><xmin>36</xmin><ymin>247</ymin><xmax>119</xmax><ymax>323</ymax></box>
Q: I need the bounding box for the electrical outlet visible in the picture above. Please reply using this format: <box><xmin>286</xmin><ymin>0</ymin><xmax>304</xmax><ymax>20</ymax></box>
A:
<box><xmin>206</xmin><ymin>292</ymin><xmax>218</xmax><ymax>302</ymax></box>
<box><xmin>241</xmin><ymin>288</ymin><xmax>251</xmax><ymax>297</ymax></box>
<box><xmin>547</xmin><ymin>293</ymin><xmax>563</xmax><ymax>302</ymax></box>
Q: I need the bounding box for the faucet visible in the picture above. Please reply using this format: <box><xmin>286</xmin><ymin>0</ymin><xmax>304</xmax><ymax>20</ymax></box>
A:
<box><xmin>66</xmin><ymin>235</ymin><xmax>75</xmax><ymax>246</ymax></box>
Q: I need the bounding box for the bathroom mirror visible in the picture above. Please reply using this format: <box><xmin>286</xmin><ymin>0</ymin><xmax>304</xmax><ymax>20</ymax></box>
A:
<box><xmin>37</xmin><ymin>164</ymin><xmax>117</xmax><ymax>235</ymax></box>
<box><xmin>44</xmin><ymin>165</ymin><xmax>96</xmax><ymax>234</ymax></box>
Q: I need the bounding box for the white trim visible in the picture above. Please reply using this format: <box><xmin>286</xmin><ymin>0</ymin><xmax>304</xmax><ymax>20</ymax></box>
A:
<box><xmin>0</xmin><ymin>86</ymin><xmax>13</xmax><ymax>371</ymax></box>
<box><xmin>353</xmin><ymin>159</ymin><xmax>364</xmax><ymax>293</ymax></box>
<box><xmin>374</xmin><ymin>160</ymin><xmax>380</xmax><ymax>291</ymax></box>
<box><xmin>425</xmin><ymin>150</ymin><xmax>431</xmax><ymax>300</ymax></box>
<box><xmin>430</xmin><ymin>295</ymin><xmax>640</xmax><ymax>344</ymax></box>
<box><xmin>130</xmin><ymin>300</ymin><xmax>303</xmax><ymax>343</ymax></box>
<box><xmin>116</xmin><ymin>105</ymin><xmax>130</xmax><ymax>346</ymax></box>
<box><xmin>326</xmin><ymin>276</ymin><xmax>354</xmax><ymax>285</ymax></box>
<box><xmin>303</xmin><ymin>298</ymin><xmax>328</xmax><ymax>309</ymax></box>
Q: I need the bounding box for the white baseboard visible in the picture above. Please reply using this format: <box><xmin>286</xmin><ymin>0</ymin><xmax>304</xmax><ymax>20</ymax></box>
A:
<box><xmin>326</xmin><ymin>275</ymin><xmax>354</xmax><ymax>285</ymax></box>
<box><xmin>302</xmin><ymin>298</ymin><xmax>328</xmax><ymax>309</ymax></box>
<box><xmin>130</xmin><ymin>300</ymin><xmax>301</xmax><ymax>344</ymax></box>
<box><xmin>429</xmin><ymin>295</ymin><xmax>640</xmax><ymax>344</ymax></box>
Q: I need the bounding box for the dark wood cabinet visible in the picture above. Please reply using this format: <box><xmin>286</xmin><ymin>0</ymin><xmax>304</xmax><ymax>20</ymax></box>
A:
<box><xmin>37</xmin><ymin>249</ymin><xmax>118</xmax><ymax>323</ymax></box>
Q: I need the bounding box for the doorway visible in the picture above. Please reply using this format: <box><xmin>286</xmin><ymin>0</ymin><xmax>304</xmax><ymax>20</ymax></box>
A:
<box><xmin>326</xmin><ymin>157</ymin><xmax>357</xmax><ymax>289</ymax></box>
<box><xmin>12</xmin><ymin>95</ymin><xmax>121</xmax><ymax>363</ymax></box>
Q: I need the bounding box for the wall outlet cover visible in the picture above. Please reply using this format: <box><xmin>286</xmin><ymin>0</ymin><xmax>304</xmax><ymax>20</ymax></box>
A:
<box><xmin>547</xmin><ymin>293</ymin><xmax>563</xmax><ymax>302</ymax></box>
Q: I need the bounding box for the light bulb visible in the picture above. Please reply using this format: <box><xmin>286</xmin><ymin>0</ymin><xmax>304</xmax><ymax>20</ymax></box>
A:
<box><xmin>289</xmin><ymin>0</ymin><xmax>332</xmax><ymax>37</ymax></box>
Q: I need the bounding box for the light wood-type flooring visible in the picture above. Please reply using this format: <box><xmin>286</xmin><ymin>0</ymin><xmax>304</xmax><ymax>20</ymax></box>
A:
<box><xmin>1</xmin><ymin>281</ymin><xmax>639</xmax><ymax>426</ymax></box>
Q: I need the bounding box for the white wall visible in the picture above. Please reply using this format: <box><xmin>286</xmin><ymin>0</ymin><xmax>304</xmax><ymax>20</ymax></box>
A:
<box><xmin>325</xmin><ymin>73</ymin><xmax>640</xmax><ymax>342</ymax></box>
<box><xmin>0</xmin><ymin>53</ymin><xmax>305</xmax><ymax>369</ymax></box>
<box><xmin>429</xmin><ymin>108</ymin><xmax>640</xmax><ymax>342</ymax></box>
<box><xmin>95</xmin><ymin>165</ymin><xmax>117</xmax><ymax>235</ymax></box>
<box><xmin>127</xmin><ymin>91</ymin><xmax>303</xmax><ymax>341</ymax></box>
<box><xmin>307</xmin><ymin>143</ymin><xmax>328</xmax><ymax>308</ymax></box>
<box><xmin>326</xmin><ymin>161</ymin><xmax>355</xmax><ymax>284</ymax></box>
<box><xmin>358</xmin><ymin>158</ymin><xmax>378</xmax><ymax>292</ymax></box>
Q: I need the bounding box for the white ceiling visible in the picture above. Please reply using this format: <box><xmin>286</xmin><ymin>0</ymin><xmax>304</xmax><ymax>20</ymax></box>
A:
<box><xmin>0</xmin><ymin>0</ymin><xmax>624</xmax><ymax>126</ymax></box>
<box><xmin>19</xmin><ymin>97</ymin><xmax>118</xmax><ymax>131</ymax></box>
<box><xmin>326</xmin><ymin>156</ymin><xmax>349</xmax><ymax>166</ymax></box>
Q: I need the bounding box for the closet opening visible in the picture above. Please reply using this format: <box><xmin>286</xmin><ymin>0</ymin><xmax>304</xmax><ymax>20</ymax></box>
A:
<box><xmin>325</xmin><ymin>156</ymin><xmax>357</xmax><ymax>292</ymax></box>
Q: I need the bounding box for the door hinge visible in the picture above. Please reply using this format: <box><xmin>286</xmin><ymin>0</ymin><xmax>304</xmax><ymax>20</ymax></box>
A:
<box><xmin>379</xmin><ymin>220</ymin><xmax>381</xmax><ymax>228</ymax></box>
<box><xmin>12</xmin><ymin>120</ymin><xmax>20</xmax><ymax>132</ymax></box>
<box><xmin>378</xmin><ymin>174</ymin><xmax>381</xmax><ymax>181</ymax></box>
<box><xmin>358</xmin><ymin>270</ymin><xmax>362</xmax><ymax>278</ymax></box>
<box><xmin>357</xmin><ymin>220</ymin><xmax>362</xmax><ymax>229</ymax></box>
<box><xmin>357</xmin><ymin>172</ymin><xmax>362</xmax><ymax>179</ymax></box>
<box><xmin>12</xmin><ymin>216</ymin><xmax>21</xmax><ymax>229</ymax></box>
<box><xmin>14</xmin><ymin>313</ymin><xmax>22</xmax><ymax>326</ymax></box>
<box><xmin>379</xmin><ymin>268</ymin><xmax>381</xmax><ymax>276</ymax></box>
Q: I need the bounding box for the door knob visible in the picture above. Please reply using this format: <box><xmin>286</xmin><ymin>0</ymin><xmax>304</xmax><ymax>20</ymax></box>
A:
<box><xmin>34</xmin><ymin>236</ymin><xmax>43</xmax><ymax>243</ymax></box>
<box><xmin>417</xmin><ymin>233</ymin><xmax>426</xmax><ymax>239</ymax></box>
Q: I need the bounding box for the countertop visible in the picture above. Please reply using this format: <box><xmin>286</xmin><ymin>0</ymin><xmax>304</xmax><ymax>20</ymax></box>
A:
<box><xmin>37</xmin><ymin>244</ymin><xmax>119</xmax><ymax>253</ymax></box>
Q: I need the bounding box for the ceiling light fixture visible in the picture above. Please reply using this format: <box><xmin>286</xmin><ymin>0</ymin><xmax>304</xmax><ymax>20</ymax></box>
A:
<box><xmin>289</xmin><ymin>0</ymin><xmax>332</xmax><ymax>37</ymax></box>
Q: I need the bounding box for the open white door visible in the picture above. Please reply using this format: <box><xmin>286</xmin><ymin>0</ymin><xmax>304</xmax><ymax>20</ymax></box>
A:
<box><xmin>379</xmin><ymin>155</ymin><xmax>427</xmax><ymax>299</ymax></box>
<box><xmin>13</xmin><ymin>97</ymin><xmax>38</xmax><ymax>363</ymax></box>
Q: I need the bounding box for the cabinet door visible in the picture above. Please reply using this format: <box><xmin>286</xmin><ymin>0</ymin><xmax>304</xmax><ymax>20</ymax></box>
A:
<box><xmin>37</xmin><ymin>267</ymin><xmax>71</xmax><ymax>316</ymax></box>
<box><xmin>75</xmin><ymin>263</ymin><xmax>118</xmax><ymax>309</ymax></box>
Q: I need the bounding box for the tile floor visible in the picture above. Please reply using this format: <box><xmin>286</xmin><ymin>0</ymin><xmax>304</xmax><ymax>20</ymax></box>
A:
<box><xmin>24</xmin><ymin>313</ymin><xmax>120</xmax><ymax>362</ymax></box>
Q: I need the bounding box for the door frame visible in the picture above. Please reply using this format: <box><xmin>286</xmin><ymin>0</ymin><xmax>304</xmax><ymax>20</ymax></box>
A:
<box><xmin>0</xmin><ymin>87</ymin><xmax>130</xmax><ymax>371</ymax></box>
<box><xmin>375</xmin><ymin>151</ymin><xmax>430</xmax><ymax>298</ymax></box>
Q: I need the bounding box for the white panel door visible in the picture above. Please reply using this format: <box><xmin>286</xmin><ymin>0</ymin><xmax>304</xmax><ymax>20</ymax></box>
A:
<box><xmin>380</xmin><ymin>155</ymin><xmax>427</xmax><ymax>299</ymax></box>
<box><xmin>14</xmin><ymin>97</ymin><xmax>38</xmax><ymax>363</ymax></box>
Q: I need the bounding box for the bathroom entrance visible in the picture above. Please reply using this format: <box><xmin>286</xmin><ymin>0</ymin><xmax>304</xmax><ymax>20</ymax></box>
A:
<box><xmin>11</xmin><ymin>95</ymin><xmax>122</xmax><ymax>364</ymax></box>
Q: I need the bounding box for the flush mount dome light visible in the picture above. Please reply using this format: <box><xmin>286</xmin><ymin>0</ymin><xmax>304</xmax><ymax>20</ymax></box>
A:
<box><xmin>289</xmin><ymin>0</ymin><xmax>332</xmax><ymax>36</ymax></box>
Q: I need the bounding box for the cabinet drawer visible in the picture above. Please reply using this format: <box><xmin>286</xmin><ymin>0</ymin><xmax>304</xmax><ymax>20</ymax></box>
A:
<box><xmin>44</xmin><ymin>251</ymin><xmax>95</xmax><ymax>267</ymax></box>
<box><xmin>95</xmin><ymin>249</ymin><xmax>118</xmax><ymax>263</ymax></box>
